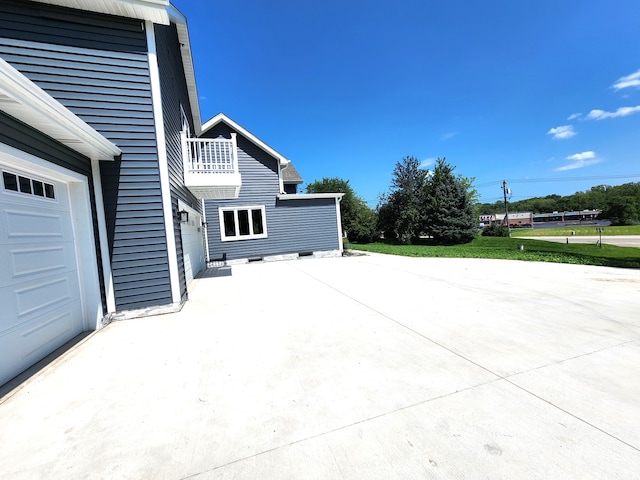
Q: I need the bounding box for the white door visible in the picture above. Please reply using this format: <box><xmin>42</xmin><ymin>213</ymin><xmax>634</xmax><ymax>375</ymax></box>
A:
<box><xmin>179</xmin><ymin>206</ymin><xmax>205</xmax><ymax>287</ymax></box>
<box><xmin>0</xmin><ymin>166</ymin><xmax>85</xmax><ymax>385</ymax></box>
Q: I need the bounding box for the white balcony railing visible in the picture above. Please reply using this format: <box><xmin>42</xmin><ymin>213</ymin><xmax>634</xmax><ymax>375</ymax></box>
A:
<box><xmin>182</xmin><ymin>132</ymin><xmax>242</xmax><ymax>199</ymax></box>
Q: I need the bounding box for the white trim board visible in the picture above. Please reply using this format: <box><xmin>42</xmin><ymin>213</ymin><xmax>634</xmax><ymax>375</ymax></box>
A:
<box><xmin>146</xmin><ymin>20</ymin><xmax>181</xmax><ymax>305</ymax></box>
<box><xmin>276</xmin><ymin>193</ymin><xmax>345</xmax><ymax>201</ymax></box>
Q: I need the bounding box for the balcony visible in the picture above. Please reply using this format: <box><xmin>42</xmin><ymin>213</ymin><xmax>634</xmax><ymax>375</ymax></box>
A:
<box><xmin>182</xmin><ymin>133</ymin><xmax>242</xmax><ymax>199</ymax></box>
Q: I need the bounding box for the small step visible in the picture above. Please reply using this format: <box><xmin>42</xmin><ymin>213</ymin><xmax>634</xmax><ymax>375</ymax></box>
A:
<box><xmin>199</xmin><ymin>266</ymin><xmax>232</xmax><ymax>278</ymax></box>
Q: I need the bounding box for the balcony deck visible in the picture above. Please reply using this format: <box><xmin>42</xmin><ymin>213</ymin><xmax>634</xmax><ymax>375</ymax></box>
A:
<box><xmin>182</xmin><ymin>133</ymin><xmax>241</xmax><ymax>199</ymax></box>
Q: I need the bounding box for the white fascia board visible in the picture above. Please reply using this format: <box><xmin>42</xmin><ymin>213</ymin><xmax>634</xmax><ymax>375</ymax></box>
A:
<box><xmin>0</xmin><ymin>58</ymin><xmax>121</xmax><ymax>161</ymax></box>
<box><xmin>30</xmin><ymin>0</ymin><xmax>170</xmax><ymax>24</ymax></box>
<box><xmin>167</xmin><ymin>5</ymin><xmax>202</xmax><ymax>135</ymax></box>
<box><xmin>276</xmin><ymin>193</ymin><xmax>345</xmax><ymax>201</ymax></box>
<box><xmin>201</xmin><ymin>113</ymin><xmax>291</xmax><ymax>167</ymax></box>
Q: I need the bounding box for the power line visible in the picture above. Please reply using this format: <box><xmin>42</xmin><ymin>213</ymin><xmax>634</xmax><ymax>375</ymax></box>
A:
<box><xmin>476</xmin><ymin>174</ymin><xmax>640</xmax><ymax>188</ymax></box>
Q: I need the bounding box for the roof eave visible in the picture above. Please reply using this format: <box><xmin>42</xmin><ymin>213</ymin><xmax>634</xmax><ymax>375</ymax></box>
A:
<box><xmin>30</xmin><ymin>0</ymin><xmax>171</xmax><ymax>24</ymax></box>
<box><xmin>167</xmin><ymin>5</ymin><xmax>202</xmax><ymax>135</ymax></box>
<box><xmin>277</xmin><ymin>193</ymin><xmax>344</xmax><ymax>201</ymax></box>
<box><xmin>0</xmin><ymin>58</ymin><xmax>121</xmax><ymax>161</ymax></box>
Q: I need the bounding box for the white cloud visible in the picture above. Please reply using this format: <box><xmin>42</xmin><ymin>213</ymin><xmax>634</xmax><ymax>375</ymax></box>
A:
<box><xmin>586</xmin><ymin>105</ymin><xmax>640</xmax><ymax>120</ymax></box>
<box><xmin>440</xmin><ymin>132</ymin><xmax>457</xmax><ymax>141</ymax></box>
<box><xmin>567</xmin><ymin>113</ymin><xmax>582</xmax><ymax>120</ymax></box>
<box><xmin>555</xmin><ymin>151</ymin><xmax>600</xmax><ymax>171</ymax></box>
<box><xmin>566</xmin><ymin>151</ymin><xmax>596</xmax><ymax>161</ymax></box>
<box><xmin>547</xmin><ymin>125</ymin><xmax>576</xmax><ymax>139</ymax></box>
<box><xmin>420</xmin><ymin>158</ymin><xmax>436</xmax><ymax>169</ymax></box>
<box><xmin>613</xmin><ymin>69</ymin><xmax>640</xmax><ymax>90</ymax></box>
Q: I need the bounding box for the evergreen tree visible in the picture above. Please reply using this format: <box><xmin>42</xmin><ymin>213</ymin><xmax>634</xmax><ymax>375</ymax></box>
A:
<box><xmin>423</xmin><ymin>158</ymin><xmax>477</xmax><ymax>244</ymax></box>
<box><xmin>376</xmin><ymin>156</ymin><xmax>427</xmax><ymax>244</ymax></box>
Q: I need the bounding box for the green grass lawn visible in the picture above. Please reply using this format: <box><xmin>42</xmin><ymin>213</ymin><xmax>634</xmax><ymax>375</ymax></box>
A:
<box><xmin>510</xmin><ymin>225</ymin><xmax>640</xmax><ymax>237</ymax></box>
<box><xmin>348</xmin><ymin>236</ymin><xmax>640</xmax><ymax>269</ymax></box>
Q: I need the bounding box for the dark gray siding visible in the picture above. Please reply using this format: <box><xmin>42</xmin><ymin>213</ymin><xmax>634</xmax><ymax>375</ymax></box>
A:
<box><xmin>283</xmin><ymin>183</ymin><xmax>298</xmax><ymax>194</ymax></box>
<box><xmin>203</xmin><ymin>123</ymin><xmax>340</xmax><ymax>261</ymax></box>
<box><xmin>0</xmin><ymin>110</ymin><xmax>107</xmax><ymax>308</ymax></box>
<box><xmin>0</xmin><ymin>1</ymin><xmax>172</xmax><ymax>310</ymax></box>
<box><xmin>155</xmin><ymin>22</ymin><xmax>202</xmax><ymax>301</ymax></box>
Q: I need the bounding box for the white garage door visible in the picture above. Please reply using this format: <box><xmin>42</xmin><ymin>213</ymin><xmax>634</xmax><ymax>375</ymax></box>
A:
<box><xmin>180</xmin><ymin>205</ymin><xmax>205</xmax><ymax>287</ymax></box>
<box><xmin>0</xmin><ymin>167</ymin><xmax>85</xmax><ymax>385</ymax></box>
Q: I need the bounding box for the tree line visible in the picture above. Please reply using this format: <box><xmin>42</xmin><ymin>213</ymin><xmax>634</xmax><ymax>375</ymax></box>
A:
<box><xmin>306</xmin><ymin>156</ymin><xmax>477</xmax><ymax>245</ymax></box>
<box><xmin>476</xmin><ymin>182</ymin><xmax>640</xmax><ymax>225</ymax></box>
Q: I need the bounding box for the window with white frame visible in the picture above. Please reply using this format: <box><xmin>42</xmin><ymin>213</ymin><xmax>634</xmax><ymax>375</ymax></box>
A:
<box><xmin>219</xmin><ymin>206</ymin><xmax>267</xmax><ymax>241</ymax></box>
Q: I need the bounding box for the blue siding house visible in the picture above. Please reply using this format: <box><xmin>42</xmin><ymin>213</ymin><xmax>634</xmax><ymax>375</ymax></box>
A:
<box><xmin>199</xmin><ymin>114</ymin><xmax>344</xmax><ymax>263</ymax></box>
<box><xmin>0</xmin><ymin>0</ymin><xmax>213</xmax><ymax>386</ymax></box>
<box><xmin>0</xmin><ymin>0</ymin><xmax>344</xmax><ymax>387</ymax></box>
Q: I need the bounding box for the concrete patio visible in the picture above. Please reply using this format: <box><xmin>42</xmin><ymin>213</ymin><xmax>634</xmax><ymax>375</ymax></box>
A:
<box><xmin>1</xmin><ymin>253</ymin><xmax>639</xmax><ymax>479</ymax></box>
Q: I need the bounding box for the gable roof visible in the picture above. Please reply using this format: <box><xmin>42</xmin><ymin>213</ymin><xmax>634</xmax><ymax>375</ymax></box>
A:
<box><xmin>283</xmin><ymin>162</ymin><xmax>303</xmax><ymax>184</ymax></box>
<box><xmin>0</xmin><ymin>58</ymin><xmax>120</xmax><ymax>161</ymax></box>
<box><xmin>201</xmin><ymin>113</ymin><xmax>290</xmax><ymax>168</ymax></box>
<box><xmin>28</xmin><ymin>0</ymin><xmax>202</xmax><ymax>135</ymax></box>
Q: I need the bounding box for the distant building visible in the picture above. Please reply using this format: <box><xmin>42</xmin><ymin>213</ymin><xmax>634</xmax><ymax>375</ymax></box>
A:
<box><xmin>480</xmin><ymin>212</ymin><xmax>533</xmax><ymax>227</ymax></box>
<box><xmin>480</xmin><ymin>209</ymin><xmax>602</xmax><ymax>228</ymax></box>
<box><xmin>533</xmin><ymin>209</ymin><xmax>601</xmax><ymax>224</ymax></box>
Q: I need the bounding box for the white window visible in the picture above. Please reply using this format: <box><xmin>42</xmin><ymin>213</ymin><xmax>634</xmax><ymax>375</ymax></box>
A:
<box><xmin>219</xmin><ymin>206</ymin><xmax>267</xmax><ymax>241</ymax></box>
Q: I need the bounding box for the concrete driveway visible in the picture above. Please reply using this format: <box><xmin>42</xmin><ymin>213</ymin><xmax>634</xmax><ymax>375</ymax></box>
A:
<box><xmin>1</xmin><ymin>254</ymin><xmax>639</xmax><ymax>479</ymax></box>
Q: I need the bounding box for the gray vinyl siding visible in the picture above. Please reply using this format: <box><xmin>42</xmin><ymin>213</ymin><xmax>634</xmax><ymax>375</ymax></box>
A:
<box><xmin>155</xmin><ymin>22</ymin><xmax>201</xmax><ymax>301</ymax></box>
<box><xmin>203</xmin><ymin>124</ymin><xmax>340</xmax><ymax>261</ymax></box>
<box><xmin>0</xmin><ymin>110</ymin><xmax>107</xmax><ymax>308</ymax></box>
<box><xmin>0</xmin><ymin>1</ymin><xmax>172</xmax><ymax>311</ymax></box>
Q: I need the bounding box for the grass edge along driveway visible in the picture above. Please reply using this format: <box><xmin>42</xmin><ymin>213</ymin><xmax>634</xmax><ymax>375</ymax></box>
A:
<box><xmin>349</xmin><ymin>236</ymin><xmax>640</xmax><ymax>269</ymax></box>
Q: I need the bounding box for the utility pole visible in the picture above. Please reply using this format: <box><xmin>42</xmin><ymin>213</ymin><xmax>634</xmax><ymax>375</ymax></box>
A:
<box><xmin>502</xmin><ymin>180</ymin><xmax>511</xmax><ymax>237</ymax></box>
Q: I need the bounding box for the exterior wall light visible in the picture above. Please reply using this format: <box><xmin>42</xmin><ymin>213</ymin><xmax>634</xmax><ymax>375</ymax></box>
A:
<box><xmin>177</xmin><ymin>210</ymin><xmax>189</xmax><ymax>223</ymax></box>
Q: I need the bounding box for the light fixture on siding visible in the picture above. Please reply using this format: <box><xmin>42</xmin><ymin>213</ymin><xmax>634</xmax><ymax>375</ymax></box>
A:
<box><xmin>177</xmin><ymin>210</ymin><xmax>189</xmax><ymax>223</ymax></box>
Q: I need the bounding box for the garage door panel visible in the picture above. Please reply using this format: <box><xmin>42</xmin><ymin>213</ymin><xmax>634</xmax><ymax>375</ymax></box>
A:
<box><xmin>21</xmin><ymin>307</ymin><xmax>81</xmax><ymax>362</ymax></box>
<box><xmin>0</xmin><ymin>272</ymin><xmax>81</xmax><ymax>333</ymax></box>
<box><xmin>0</xmin><ymin>242</ymin><xmax>78</xmax><ymax>288</ymax></box>
<box><xmin>1</xmin><ymin>163</ymin><xmax>85</xmax><ymax>386</ymax></box>
<box><xmin>0</xmin><ymin>304</ymin><xmax>81</xmax><ymax>383</ymax></box>
<box><xmin>1</xmin><ymin>206</ymin><xmax>75</xmax><ymax>243</ymax></box>
<box><xmin>180</xmin><ymin>213</ymin><xmax>205</xmax><ymax>287</ymax></box>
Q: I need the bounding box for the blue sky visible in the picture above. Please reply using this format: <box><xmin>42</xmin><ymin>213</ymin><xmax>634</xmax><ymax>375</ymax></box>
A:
<box><xmin>176</xmin><ymin>0</ymin><xmax>640</xmax><ymax>206</ymax></box>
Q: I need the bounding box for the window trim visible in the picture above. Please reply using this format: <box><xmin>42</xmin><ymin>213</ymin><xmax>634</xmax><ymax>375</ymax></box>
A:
<box><xmin>219</xmin><ymin>205</ymin><xmax>268</xmax><ymax>242</ymax></box>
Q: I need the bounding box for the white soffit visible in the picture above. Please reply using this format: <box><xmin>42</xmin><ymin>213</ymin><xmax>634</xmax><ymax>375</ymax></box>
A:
<box><xmin>0</xmin><ymin>58</ymin><xmax>121</xmax><ymax>161</ymax></box>
<box><xmin>201</xmin><ymin>113</ymin><xmax>291</xmax><ymax>168</ymax></box>
<box><xmin>30</xmin><ymin>0</ymin><xmax>171</xmax><ymax>24</ymax></box>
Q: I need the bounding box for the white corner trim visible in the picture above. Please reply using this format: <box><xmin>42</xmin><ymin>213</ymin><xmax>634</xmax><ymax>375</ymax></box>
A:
<box><xmin>201</xmin><ymin>113</ymin><xmax>290</xmax><ymax>167</ymax></box>
<box><xmin>335</xmin><ymin>196</ymin><xmax>344</xmax><ymax>252</ymax></box>
<box><xmin>202</xmin><ymin>199</ymin><xmax>210</xmax><ymax>262</ymax></box>
<box><xmin>146</xmin><ymin>20</ymin><xmax>181</xmax><ymax>304</ymax></box>
<box><xmin>276</xmin><ymin>193</ymin><xmax>345</xmax><ymax>200</ymax></box>
<box><xmin>0</xmin><ymin>58</ymin><xmax>120</xmax><ymax>161</ymax></box>
<box><xmin>91</xmin><ymin>159</ymin><xmax>116</xmax><ymax>314</ymax></box>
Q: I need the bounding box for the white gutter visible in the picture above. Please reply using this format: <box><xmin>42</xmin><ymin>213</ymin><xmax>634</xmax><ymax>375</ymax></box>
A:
<box><xmin>276</xmin><ymin>193</ymin><xmax>345</xmax><ymax>200</ymax></box>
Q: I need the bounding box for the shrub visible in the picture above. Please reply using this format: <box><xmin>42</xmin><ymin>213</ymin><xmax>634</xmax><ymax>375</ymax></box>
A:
<box><xmin>482</xmin><ymin>224</ymin><xmax>509</xmax><ymax>237</ymax></box>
